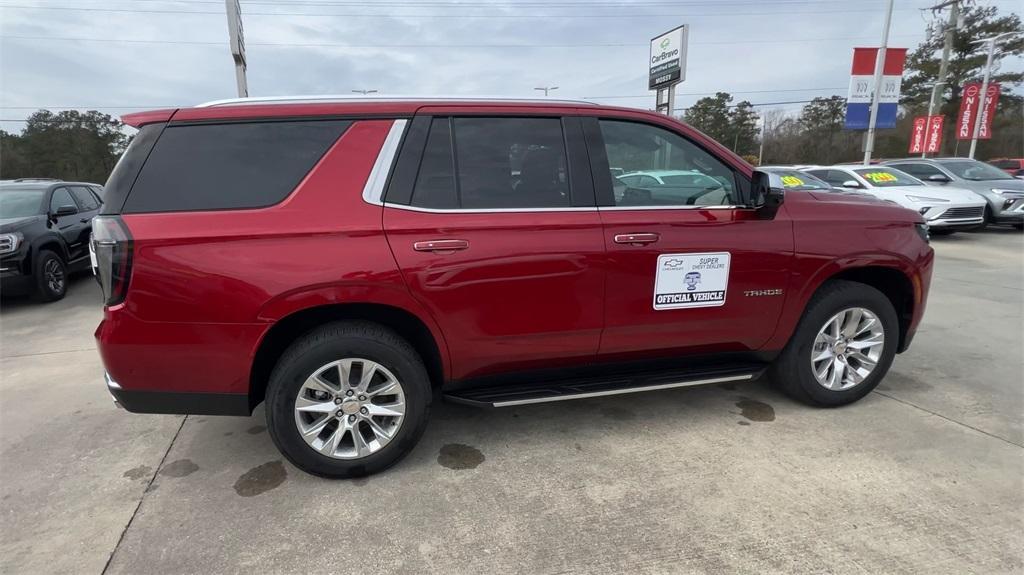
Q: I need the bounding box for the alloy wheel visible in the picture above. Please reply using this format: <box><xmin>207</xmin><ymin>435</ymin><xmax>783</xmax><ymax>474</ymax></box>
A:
<box><xmin>44</xmin><ymin>259</ymin><xmax>65</xmax><ymax>294</ymax></box>
<box><xmin>810</xmin><ymin>307</ymin><xmax>885</xmax><ymax>391</ymax></box>
<box><xmin>293</xmin><ymin>358</ymin><xmax>406</xmax><ymax>459</ymax></box>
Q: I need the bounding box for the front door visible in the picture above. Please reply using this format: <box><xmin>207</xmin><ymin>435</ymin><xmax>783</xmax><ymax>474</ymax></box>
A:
<box><xmin>584</xmin><ymin>116</ymin><xmax>794</xmax><ymax>360</ymax></box>
<box><xmin>383</xmin><ymin>114</ymin><xmax>605</xmax><ymax>381</ymax></box>
<box><xmin>48</xmin><ymin>187</ymin><xmax>87</xmax><ymax>260</ymax></box>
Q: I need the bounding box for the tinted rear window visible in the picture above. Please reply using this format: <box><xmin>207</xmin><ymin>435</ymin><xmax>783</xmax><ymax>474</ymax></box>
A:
<box><xmin>124</xmin><ymin>120</ymin><xmax>350</xmax><ymax>213</ymax></box>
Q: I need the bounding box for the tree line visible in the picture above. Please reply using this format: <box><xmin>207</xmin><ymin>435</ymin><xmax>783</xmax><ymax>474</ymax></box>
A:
<box><xmin>683</xmin><ymin>4</ymin><xmax>1022</xmax><ymax>165</ymax></box>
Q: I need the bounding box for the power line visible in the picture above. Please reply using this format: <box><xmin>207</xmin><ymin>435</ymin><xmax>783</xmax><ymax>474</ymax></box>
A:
<box><xmin>0</xmin><ymin>2</ymin><xmax>937</xmax><ymax>18</ymax></box>
<box><xmin>0</xmin><ymin>34</ymin><xmax>923</xmax><ymax>48</ymax></box>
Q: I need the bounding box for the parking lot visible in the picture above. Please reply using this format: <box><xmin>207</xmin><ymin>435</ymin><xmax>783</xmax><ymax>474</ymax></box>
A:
<box><xmin>1</xmin><ymin>229</ymin><xmax>1021</xmax><ymax>574</ymax></box>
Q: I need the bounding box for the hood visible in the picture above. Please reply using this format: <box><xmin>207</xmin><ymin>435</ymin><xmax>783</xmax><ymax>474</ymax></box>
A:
<box><xmin>875</xmin><ymin>185</ymin><xmax>982</xmax><ymax>203</ymax></box>
<box><xmin>0</xmin><ymin>215</ymin><xmax>43</xmax><ymax>233</ymax></box>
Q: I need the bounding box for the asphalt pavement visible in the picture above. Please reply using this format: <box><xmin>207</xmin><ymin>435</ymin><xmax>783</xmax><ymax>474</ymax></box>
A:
<box><xmin>1</xmin><ymin>229</ymin><xmax>1021</xmax><ymax>574</ymax></box>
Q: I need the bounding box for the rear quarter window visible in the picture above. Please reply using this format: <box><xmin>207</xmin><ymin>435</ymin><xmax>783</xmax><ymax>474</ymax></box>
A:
<box><xmin>123</xmin><ymin>120</ymin><xmax>351</xmax><ymax>213</ymax></box>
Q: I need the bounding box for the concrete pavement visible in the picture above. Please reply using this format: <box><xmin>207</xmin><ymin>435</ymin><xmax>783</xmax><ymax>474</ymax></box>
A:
<box><xmin>1</xmin><ymin>230</ymin><xmax>1021</xmax><ymax>574</ymax></box>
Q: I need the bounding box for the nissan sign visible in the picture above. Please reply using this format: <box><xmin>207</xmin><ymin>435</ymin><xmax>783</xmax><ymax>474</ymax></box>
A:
<box><xmin>649</xmin><ymin>26</ymin><xmax>688</xmax><ymax>90</ymax></box>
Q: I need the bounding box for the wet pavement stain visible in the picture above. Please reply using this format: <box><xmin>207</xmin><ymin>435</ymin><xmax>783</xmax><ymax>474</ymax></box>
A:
<box><xmin>146</xmin><ymin>483</ymin><xmax>159</xmax><ymax>493</ymax></box>
<box><xmin>735</xmin><ymin>398</ymin><xmax>775</xmax><ymax>422</ymax></box>
<box><xmin>437</xmin><ymin>444</ymin><xmax>485</xmax><ymax>470</ymax></box>
<box><xmin>234</xmin><ymin>461</ymin><xmax>287</xmax><ymax>497</ymax></box>
<box><xmin>574</xmin><ymin>443</ymin><xmax>583</xmax><ymax>451</ymax></box>
<box><xmin>601</xmin><ymin>406</ymin><xmax>636</xmax><ymax>420</ymax></box>
<box><xmin>247</xmin><ymin>425</ymin><xmax>267</xmax><ymax>435</ymax></box>
<box><xmin>160</xmin><ymin>459</ymin><xmax>200</xmax><ymax>478</ymax></box>
<box><xmin>737</xmin><ymin>420</ymin><xmax>751</xmax><ymax>426</ymax></box>
<box><xmin>122</xmin><ymin>465</ymin><xmax>152</xmax><ymax>480</ymax></box>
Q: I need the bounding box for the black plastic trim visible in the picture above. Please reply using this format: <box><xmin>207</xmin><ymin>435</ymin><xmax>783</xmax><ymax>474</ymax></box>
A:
<box><xmin>382</xmin><ymin>114</ymin><xmax>432</xmax><ymax>205</ymax></box>
<box><xmin>110</xmin><ymin>387</ymin><xmax>251</xmax><ymax>416</ymax></box>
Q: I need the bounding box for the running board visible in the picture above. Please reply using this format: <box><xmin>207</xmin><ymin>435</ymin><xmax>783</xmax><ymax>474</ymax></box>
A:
<box><xmin>444</xmin><ymin>365</ymin><xmax>764</xmax><ymax>408</ymax></box>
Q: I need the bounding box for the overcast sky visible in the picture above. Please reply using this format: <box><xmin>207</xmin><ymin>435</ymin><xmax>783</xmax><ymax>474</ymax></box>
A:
<box><xmin>1</xmin><ymin>0</ymin><xmax>1020</xmax><ymax>133</ymax></box>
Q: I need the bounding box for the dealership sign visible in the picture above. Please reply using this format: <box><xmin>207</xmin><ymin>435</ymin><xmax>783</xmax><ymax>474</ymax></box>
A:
<box><xmin>649</xmin><ymin>26</ymin><xmax>688</xmax><ymax>90</ymax></box>
<box><xmin>909</xmin><ymin>115</ymin><xmax>944</xmax><ymax>154</ymax></box>
<box><xmin>957</xmin><ymin>82</ymin><xmax>1001</xmax><ymax>140</ymax></box>
<box><xmin>844</xmin><ymin>47</ymin><xmax>908</xmax><ymax>130</ymax></box>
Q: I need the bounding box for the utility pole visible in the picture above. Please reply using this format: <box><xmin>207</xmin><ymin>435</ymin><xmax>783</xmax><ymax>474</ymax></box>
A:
<box><xmin>351</xmin><ymin>89</ymin><xmax>378</xmax><ymax>95</ymax></box>
<box><xmin>534</xmin><ymin>86</ymin><xmax>559</xmax><ymax>97</ymax></box>
<box><xmin>862</xmin><ymin>0</ymin><xmax>895</xmax><ymax>165</ymax></box>
<box><xmin>923</xmin><ymin>81</ymin><xmax>947</xmax><ymax>157</ymax></box>
<box><xmin>225</xmin><ymin>0</ymin><xmax>247</xmax><ymax>98</ymax></box>
<box><xmin>969</xmin><ymin>32</ymin><xmax>1016</xmax><ymax>158</ymax></box>
<box><xmin>927</xmin><ymin>0</ymin><xmax>959</xmax><ymax>145</ymax></box>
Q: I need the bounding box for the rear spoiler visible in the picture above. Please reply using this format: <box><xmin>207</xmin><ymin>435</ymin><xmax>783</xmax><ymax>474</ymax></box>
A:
<box><xmin>121</xmin><ymin>109</ymin><xmax>177</xmax><ymax>128</ymax></box>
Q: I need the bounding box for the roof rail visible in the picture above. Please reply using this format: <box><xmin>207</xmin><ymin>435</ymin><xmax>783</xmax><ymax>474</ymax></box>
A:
<box><xmin>195</xmin><ymin>95</ymin><xmax>599</xmax><ymax>108</ymax></box>
<box><xmin>12</xmin><ymin>178</ymin><xmax>62</xmax><ymax>182</ymax></box>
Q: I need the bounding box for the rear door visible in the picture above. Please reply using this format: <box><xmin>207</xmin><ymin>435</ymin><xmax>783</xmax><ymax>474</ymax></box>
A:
<box><xmin>382</xmin><ymin>114</ymin><xmax>605</xmax><ymax>381</ymax></box>
<box><xmin>48</xmin><ymin>187</ymin><xmax>89</xmax><ymax>261</ymax></box>
<box><xmin>585</xmin><ymin>116</ymin><xmax>793</xmax><ymax>359</ymax></box>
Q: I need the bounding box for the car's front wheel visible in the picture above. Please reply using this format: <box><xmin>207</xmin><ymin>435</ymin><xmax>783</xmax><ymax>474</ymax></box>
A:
<box><xmin>33</xmin><ymin>250</ymin><xmax>67</xmax><ymax>302</ymax></box>
<box><xmin>265</xmin><ymin>321</ymin><xmax>431</xmax><ymax>478</ymax></box>
<box><xmin>770</xmin><ymin>280</ymin><xmax>898</xmax><ymax>407</ymax></box>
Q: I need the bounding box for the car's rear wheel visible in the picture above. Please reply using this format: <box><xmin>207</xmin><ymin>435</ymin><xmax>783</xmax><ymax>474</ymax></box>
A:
<box><xmin>33</xmin><ymin>250</ymin><xmax>67</xmax><ymax>302</ymax></box>
<box><xmin>770</xmin><ymin>280</ymin><xmax>897</xmax><ymax>407</ymax></box>
<box><xmin>265</xmin><ymin>321</ymin><xmax>431</xmax><ymax>478</ymax></box>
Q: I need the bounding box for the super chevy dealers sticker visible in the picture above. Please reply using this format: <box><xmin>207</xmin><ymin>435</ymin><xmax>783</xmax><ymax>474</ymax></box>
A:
<box><xmin>653</xmin><ymin>252</ymin><xmax>731</xmax><ymax>310</ymax></box>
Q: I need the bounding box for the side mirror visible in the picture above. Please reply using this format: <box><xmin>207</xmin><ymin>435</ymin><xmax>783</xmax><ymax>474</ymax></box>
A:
<box><xmin>841</xmin><ymin>180</ymin><xmax>862</xmax><ymax>189</ymax></box>
<box><xmin>53</xmin><ymin>205</ymin><xmax>77</xmax><ymax>217</ymax></box>
<box><xmin>751</xmin><ymin>170</ymin><xmax>785</xmax><ymax>219</ymax></box>
<box><xmin>926</xmin><ymin>173</ymin><xmax>951</xmax><ymax>183</ymax></box>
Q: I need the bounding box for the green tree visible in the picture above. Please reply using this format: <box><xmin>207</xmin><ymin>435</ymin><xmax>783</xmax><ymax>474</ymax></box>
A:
<box><xmin>796</xmin><ymin>96</ymin><xmax>856</xmax><ymax>164</ymax></box>
<box><xmin>683</xmin><ymin>92</ymin><xmax>761</xmax><ymax>155</ymax></box>
<box><xmin>902</xmin><ymin>4</ymin><xmax>1023</xmax><ymax>156</ymax></box>
<box><xmin>0</xmin><ymin>110</ymin><xmax>128</xmax><ymax>183</ymax></box>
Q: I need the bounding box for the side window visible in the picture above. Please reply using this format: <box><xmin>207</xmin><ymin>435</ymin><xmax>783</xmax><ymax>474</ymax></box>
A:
<box><xmin>408</xmin><ymin>117</ymin><xmax>571</xmax><ymax>210</ymax></box>
<box><xmin>125</xmin><ymin>120</ymin><xmax>351</xmax><ymax>213</ymax></box>
<box><xmin>410</xmin><ymin>118</ymin><xmax>457</xmax><ymax>209</ymax></box>
<box><xmin>599</xmin><ymin>120</ymin><xmax>735</xmax><ymax>207</ymax></box>
<box><xmin>70</xmin><ymin>186</ymin><xmax>100</xmax><ymax>211</ymax></box>
<box><xmin>49</xmin><ymin>188</ymin><xmax>77</xmax><ymax>214</ymax></box>
<box><xmin>453</xmin><ymin>117</ymin><xmax>570</xmax><ymax>209</ymax></box>
<box><xmin>890</xmin><ymin>163</ymin><xmax>941</xmax><ymax>178</ymax></box>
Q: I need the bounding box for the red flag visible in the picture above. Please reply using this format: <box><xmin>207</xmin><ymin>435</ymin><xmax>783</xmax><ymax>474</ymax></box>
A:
<box><xmin>908</xmin><ymin>116</ymin><xmax>927</xmax><ymax>153</ymax></box>
<box><xmin>925</xmin><ymin>115</ymin><xmax>944</xmax><ymax>154</ymax></box>
<box><xmin>977</xmin><ymin>83</ymin><xmax>1001</xmax><ymax>140</ymax></box>
<box><xmin>957</xmin><ymin>83</ymin><xmax>982</xmax><ymax>140</ymax></box>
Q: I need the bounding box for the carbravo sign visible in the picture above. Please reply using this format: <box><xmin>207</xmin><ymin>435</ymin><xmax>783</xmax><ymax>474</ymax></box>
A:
<box><xmin>649</xmin><ymin>25</ymin><xmax>688</xmax><ymax>90</ymax></box>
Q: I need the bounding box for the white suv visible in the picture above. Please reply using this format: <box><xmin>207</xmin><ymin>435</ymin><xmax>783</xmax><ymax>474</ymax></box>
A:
<box><xmin>803</xmin><ymin>166</ymin><xmax>986</xmax><ymax>234</ymax></box>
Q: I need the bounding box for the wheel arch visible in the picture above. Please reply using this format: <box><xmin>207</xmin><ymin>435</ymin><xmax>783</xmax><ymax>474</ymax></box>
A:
<box><xmin>28</xmin><ymin>235</ymin><xmax>70</xmax><ymax>274</ymax></box>
<box><xmin>249</xmin><ymin>302</ymin><xmax>449</xmax><ymax>411</ymax></box>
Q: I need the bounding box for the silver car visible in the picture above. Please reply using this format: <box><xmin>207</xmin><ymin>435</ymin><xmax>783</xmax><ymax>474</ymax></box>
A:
<box><xmin>882</xmin><ymin>158</ymin><xmax>1024</xmax><ymax>230</ymax></box>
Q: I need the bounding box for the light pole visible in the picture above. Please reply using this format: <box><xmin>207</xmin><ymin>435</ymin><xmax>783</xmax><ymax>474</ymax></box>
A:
<box><xmin>534</xmin><ymin>86</ymin><xmax>559</xmax><ymax>97</ymax></box>
<box><xmin>352</xmin><ymin>89</ymin><xmax>378</xmax><ymax>95</ymax></box>
<box><xmin>862</xmin><ymin>0</ymin><xmax>895</xmax><ymax>165</ymax></box>
<box><xmin>968</xmin><ymin>32</ymin><xmax>1016</xmax><ymax>159</ymax></box>
<box><xmin>923</xmin><ymin>81</ymin><xmax>947</xmax><ymax>158</ymax></box>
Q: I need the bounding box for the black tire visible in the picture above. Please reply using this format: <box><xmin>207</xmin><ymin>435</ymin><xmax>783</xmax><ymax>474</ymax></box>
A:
<box><xmin>1014</xmin><ymin>223</ymin><xmax>1023</xmax><ymax>231</ymax></box>
<box><xmin>265</xmin><ymin>321</ymin><xmax>431</xmax><ymax>478</ymax></box>
<box><xmin>32</xmin><ymin>250</ymin><xmax>67</xmax><ymax>302</ymax></box>
<box><xmin>770</xmin><ymin>280</ymin><xmax>898</xmax><ymax>407</ymax></box>
<box><xmin>929</xmin><ymin>228</ymin><xmax>956</xmax><ymax>236</ymax></box>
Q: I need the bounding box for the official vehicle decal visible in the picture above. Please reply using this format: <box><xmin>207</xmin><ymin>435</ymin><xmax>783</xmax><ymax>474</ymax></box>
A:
<box><xmin>654</xmin><ymin>252</ymin><xmax>730</xmax><ymax>310</ymax></box>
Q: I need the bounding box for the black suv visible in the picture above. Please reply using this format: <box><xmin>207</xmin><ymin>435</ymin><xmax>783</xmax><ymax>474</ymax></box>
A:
<box><xmin>0</xmin><ymin>179</ymin><xmax>104</xmax><ymax>301</ymax></box>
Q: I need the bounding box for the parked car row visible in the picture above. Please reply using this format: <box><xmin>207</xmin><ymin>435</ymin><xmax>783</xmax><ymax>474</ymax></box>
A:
<box><xmin>758</xmin><ymin>159</ymin><xmax>1023</xmax><ymax>234</ymax></box>
<box><xmin>0</xmin><ymin>178</ymin><xmax>104</xmax><ymax>301</ymax></box>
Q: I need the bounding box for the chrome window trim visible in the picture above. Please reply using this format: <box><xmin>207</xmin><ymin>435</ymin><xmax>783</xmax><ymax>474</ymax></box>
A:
<box><xmin>362</xmin><ymin>119</ymin><xmax>408</xmax><ymax>205</ymax></box>
<box><xmin>380</xmin><ymin>203</ymin><xmax>747</xmax><ymax>214</ymax></box>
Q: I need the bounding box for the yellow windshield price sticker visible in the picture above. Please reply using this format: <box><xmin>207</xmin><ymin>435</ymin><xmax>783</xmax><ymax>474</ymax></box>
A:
<box><xmin>780</xmin><ymin>175</ymin><xmax>804</xmax><ymax>187</ymax></box>
<box><xmin>863</xmin><ymin>172</ymin><xmax>898</xmax><ymax>183</ymax></box>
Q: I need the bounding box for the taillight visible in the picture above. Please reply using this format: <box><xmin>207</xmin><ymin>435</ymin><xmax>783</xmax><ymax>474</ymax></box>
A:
<box><xmin>91</xmin><ymin>216</ymin><xmax>133</xmax><ymax>306</ymax></box>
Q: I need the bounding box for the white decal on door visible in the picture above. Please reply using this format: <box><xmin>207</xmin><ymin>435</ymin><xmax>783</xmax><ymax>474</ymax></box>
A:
<box><xmin>653</xmin><ymin>252</ymin><xmax>731</xmax><ymax>310</ymax></box>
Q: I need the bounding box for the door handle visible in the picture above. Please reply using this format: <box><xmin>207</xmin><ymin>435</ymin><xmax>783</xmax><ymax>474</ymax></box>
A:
<box><xmin>614</xmin><ymin>233</ymin><xmax>660</xmax><ymax>245</ymax></box>
<box><xmin>413</xmin><ymin>239</ymin><xmax>470</xmax><ymax>253</ymax></box>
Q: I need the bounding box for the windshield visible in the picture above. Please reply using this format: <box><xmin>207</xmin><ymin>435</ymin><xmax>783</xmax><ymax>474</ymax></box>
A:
<box><xmin>853</xmin><ymin>168</ymin><xmax>922</xmax><ymax>187</ymax></box>
<box><xmin>767</xmin><ymin>170</ymin><xmax>831</xmax><ymax>190</ymax></box>
<box><xmin>0</xmin><ymin>189</ymin><xmax>46</xmax><ymax>218</ymax></box>
<box><xmin>941</xmin><ymin>160</ymin><xmax>1014</xmax><ymax>181</ymax></box>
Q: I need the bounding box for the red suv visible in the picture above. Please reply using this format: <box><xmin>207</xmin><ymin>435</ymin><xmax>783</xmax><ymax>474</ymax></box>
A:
<box><xmin>94</xmin><ymin>97</ymin><xmax>933</xmax><ymax>477</ymax></box>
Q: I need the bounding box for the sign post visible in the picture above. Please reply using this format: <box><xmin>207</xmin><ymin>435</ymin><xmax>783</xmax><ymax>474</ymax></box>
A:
<box><xmin>226</xmin><ymin>0</ymin><xmax>248</xmax><ymax>98</ymax></box>
<box><xmin>649</xmin><ymin>26</ymin><xmax>687</xmax><ymax>116</ymax></box>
